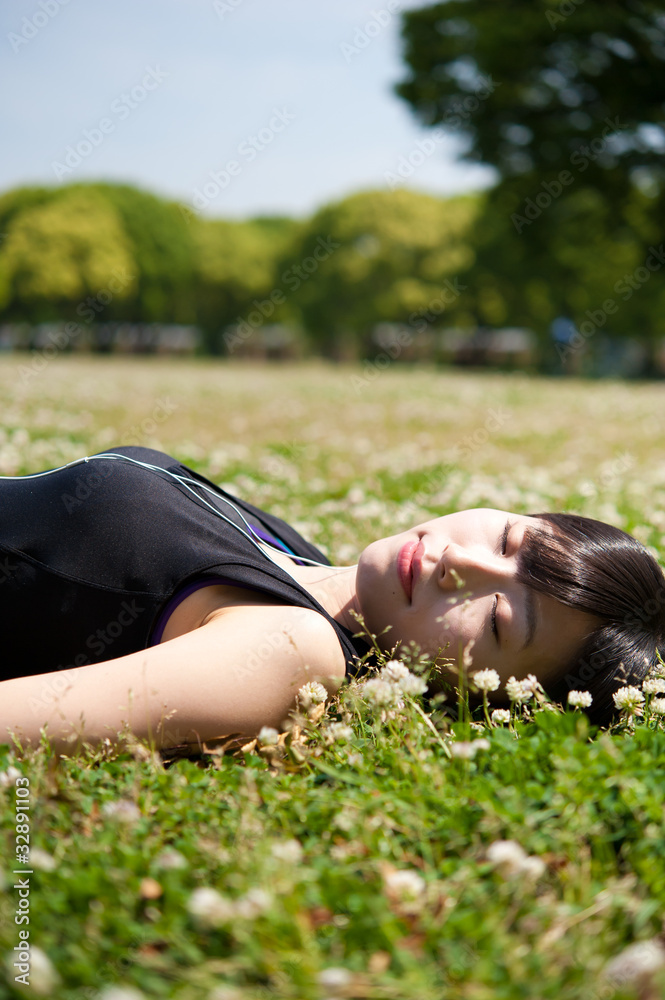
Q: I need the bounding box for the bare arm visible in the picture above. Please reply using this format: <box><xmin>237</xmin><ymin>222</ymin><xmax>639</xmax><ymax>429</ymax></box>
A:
<box><xmin>0</xmin><ymin>605</ymin><xmax>346</xmax><ymax>754</ymax></box>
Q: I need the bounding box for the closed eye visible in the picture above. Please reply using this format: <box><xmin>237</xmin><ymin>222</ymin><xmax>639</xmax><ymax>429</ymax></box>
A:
<box><xmin>491</xmin><ymin>519</ymin><xmax>513</xmax><ymax>641</ymax></box>
<box><xmin>501</xmin><ymin>519</ymin><xmax>512</xmax><ymax>555</ymax></box>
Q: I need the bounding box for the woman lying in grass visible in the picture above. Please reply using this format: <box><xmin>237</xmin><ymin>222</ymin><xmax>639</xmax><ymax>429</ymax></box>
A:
<box><xmin>0</xmin><ymin>446</ymin><xmax>663</xmax><ymax>752</ymax></box>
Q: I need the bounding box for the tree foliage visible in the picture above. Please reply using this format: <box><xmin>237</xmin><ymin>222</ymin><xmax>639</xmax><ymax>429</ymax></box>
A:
<box><xmin>395</xmin><ymin>0</ymin><xmax>665</xmax><ymax>348</ymax></box>
<box><xmin>279</xmin><ymin>188</ymin><xmax>479</xmax><ymax>357</ymax></box>
<box><xmin>396</xmin><ymin>0</ymin><xmax>665</xmax><ymax>193</ymax></box>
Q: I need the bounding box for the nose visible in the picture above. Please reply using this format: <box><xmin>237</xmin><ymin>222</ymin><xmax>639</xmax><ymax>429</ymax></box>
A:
<box><xmin>437</xmin><ymin>541</ymin><xmax>512</xmax><ymax>592</ymax></box>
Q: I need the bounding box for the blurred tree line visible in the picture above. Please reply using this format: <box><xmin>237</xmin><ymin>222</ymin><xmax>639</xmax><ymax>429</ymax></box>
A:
<box><xmin>0</xmin><ymin>0</ymin><xmax>663</xmax><ymax>365</ymax></box>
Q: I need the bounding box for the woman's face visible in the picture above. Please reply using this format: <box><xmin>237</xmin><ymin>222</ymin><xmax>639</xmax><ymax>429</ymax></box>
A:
<box><xmin>356</xmin><ymin>508</ymin><xmax>598</xmax><ymax>693</ymax></box>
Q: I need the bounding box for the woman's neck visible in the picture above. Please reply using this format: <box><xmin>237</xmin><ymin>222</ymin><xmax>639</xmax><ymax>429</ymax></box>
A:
<box><xmin>257</xmin><ymin>542</ymin><xmax>361</xmax><ymax>633</ymax></box>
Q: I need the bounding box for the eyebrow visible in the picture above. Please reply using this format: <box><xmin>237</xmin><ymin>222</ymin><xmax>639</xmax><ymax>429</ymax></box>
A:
<box><xmin>519</xmin><ymin>585</ymin><xmax>538</xmax><ymax>651</ymax></box>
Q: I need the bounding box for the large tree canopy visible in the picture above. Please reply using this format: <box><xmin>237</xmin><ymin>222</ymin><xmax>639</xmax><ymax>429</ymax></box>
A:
<box><xmin>395</xmin><ymin>1</ymin><xmax>665</xmax><ymax>351</ymax></box>
<box><xmin>396</xmin><ymin>0</ymin><xmax>665</xmax><ymax>195</ymax></box>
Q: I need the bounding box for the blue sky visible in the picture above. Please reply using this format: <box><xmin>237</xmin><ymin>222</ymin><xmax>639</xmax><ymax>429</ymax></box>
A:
<box><xmin>0</xmin><ymin>0</ymin><xmax>495</xmax><ymax>219</ymax></box>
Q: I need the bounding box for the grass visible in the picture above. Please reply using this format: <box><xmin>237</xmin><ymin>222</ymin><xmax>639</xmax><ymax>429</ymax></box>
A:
<box><xmin>1</xmin><ymin>355</ymin><xmax>665</xmax><ymax>999</ymax></box>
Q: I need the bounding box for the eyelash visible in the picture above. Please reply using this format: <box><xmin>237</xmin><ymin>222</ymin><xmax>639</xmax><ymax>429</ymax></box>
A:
<box><xmin>491</xmin><ymin>520</ymin><xmax>512</xmax><ymax>638</ymax></box>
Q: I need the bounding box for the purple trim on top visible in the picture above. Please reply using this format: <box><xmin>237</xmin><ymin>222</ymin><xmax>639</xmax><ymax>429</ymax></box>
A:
<box><xmin>148</xmin><ymin>521</ymin><xmax>307</xmax><ymax>647</ymax></box>
<box><xmin>149</xmin><ymin>575</ymin><xmax>243</xmax><ymax>646</ymax></box>
<box><xmin>249</xmin><ymin>523</ymin><xmax>307</xmax><ymax>565</ymax></box>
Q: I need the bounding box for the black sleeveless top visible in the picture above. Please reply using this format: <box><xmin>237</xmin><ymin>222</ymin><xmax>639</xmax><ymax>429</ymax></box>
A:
<box><xmin>0</xmin><ymin>446</ymin><xmax>369</xmax><ymax>681</ymax></box>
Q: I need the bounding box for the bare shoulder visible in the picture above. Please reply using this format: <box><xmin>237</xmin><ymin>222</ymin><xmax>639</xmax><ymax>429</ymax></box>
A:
<box><xmin>203</xmin><ymin>602</ymin><xmax>348</xmax><ymax>685</ymax></box>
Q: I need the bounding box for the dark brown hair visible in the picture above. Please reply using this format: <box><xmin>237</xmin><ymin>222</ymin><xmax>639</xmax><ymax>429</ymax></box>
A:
<box><xmin>516</xmin><ymin>513</ymin><xmax>665</xmax><ymax>726</ymax></box>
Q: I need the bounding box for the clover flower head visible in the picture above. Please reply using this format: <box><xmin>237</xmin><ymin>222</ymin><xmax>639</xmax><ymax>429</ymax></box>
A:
<box><xmin>650</xmin><ymin>697</ymin><xmax>665</xmax><ymax>715</ymax></box>
<box><xmin>521</xmin><ymin>673</ymin><xmax>542</xmax><ymax>695</ymax></box>
<box><xmin>21</xmin><ymin>946</ymin><xmax>60</xmax><ymax>996</ymax></box>
<box><xmin>187</xmin><ymin>887</ymin><xmax>235</xmax><ymax>927</ymax></box>
<box><xmin>361</xmin><ymin>678</ymin><xmax>402</xmax><ymax>707</ymax></box>
<box><xmin>29</xmin><ymin>848</ymin><xmax>57</xmax><ymax>872</ymax></box>
<box><xmin>297</xmin><ymin>681</ymin><xmax>328</xmax><ymax>709</ymax></box>
<box><xmin>567</xmin><ymin>690</ymin><xmax>593</xmax><ymax>708</ymax></box>
<box><xmin>323</xmin><ymin>722</ymin><xmax>354</xmax><ymax>743</ymax></box>
<box><xmin>613</xmin><ymin>685</ymin><xmax>645</xmax><ymax>712</ymax></box>
<box><xmin>381</xmin><ymin>660</ymin><xmax>409</xmax><ymax>682</ymax></box>
<box><xmin>384</xmin><ymin>868</ymin><xmax>426</xmax><ymax>902</ymax></box>
<box><xmin>486</xmin><ymin>839</ymin><xmax>545</xmax><ymax>880</ymax></box>
<box><xmin>235</xmin><ymin>887</ymin><xmax>272</xmax><ymax>919</ymax></box>
<box><xmin>257</xmin><ymin>726</ymin><xmax>280</xmax><ymax>746</ymax></box>
<box><xmin>270</xmin><ymin>839</ymin><xmax>304</xmax><ymax>864</ymax></box>
<box><xmin>643</xmin><ymin>677</ymin><xmax>665</xmax><ymax>695</ymax></box>
<box><xmin>0</xmin><ymin>765</ymin><xmax>22</xmax><ymax>788</ymax></box>
<box><xmin>491</xmin><ymin>708</ymin><xmax>511</xmax><ymax>725</ymax></box>
<box><xmin>97</xmin><ymin>988</ymin><xmax>146</xmax><ymax>1000</ymax></box>
<box><xmin>450</xmin><ymin>738</ymin><xmax>490</xmax><ymax>760</ymax></box>
<box><xmin>317</xmin><ymin>968</ymin><xmax>353</xmax><ymax>991</ymax></box>
<box><xmin>101</xmin><ymin>799</ymin><xmax>141</xmax><ymax>823</ymax></box>
<box><xmin>505</xmin><ymin>676</ymin><xmax>534</xmax><ymax>703</ymax></box>
<box><xmin>604</xmin><ymin>939</ymin><xmax>665</xmax><ymax>987</ymax></box>
<box><xmin>472</xmin><ymin>668</ymin><xmax>501</xmax><ymax>692</ymax></box>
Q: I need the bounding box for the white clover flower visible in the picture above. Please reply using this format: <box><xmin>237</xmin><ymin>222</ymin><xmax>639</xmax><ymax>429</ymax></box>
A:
<box><xmin>317</xmin><ymin>967</ymin><xmax>353</xmax><ymax>991</ymax></box>
<box><xmin>187</xmin><ymin>887</ymin><xmax>235</xmax><ymax>927</ymax></box>
<box><xmin>257</xmin><ymin>726</ymin><xmax>280</xmax><ymax>746</ymax></box>
<box><xmin>323</xmin><ymin>722</ymin><xmax>354</xmax><ymax>744</ymax></box>
<box><xmin>97</xmin><ymin>988</ymin><xmax>147</xmax><ymax>1000</ymax></box>
<box><xmin>491</xmin><ymin>709</ymin><xmax>511</xmax><ymax>725</ymax></box>
<box><xmin>270</xmin><ymin>839</ymin><xmax>303</xmax><ymax>864</ymax></box>
<box><xmin>613</xmin><ymin>686</ymin><xmax>645</xmax><ymax>712</ymax></box>
<box><xmin>361</xmin><ymin>678</ymin><xmax>401</xmax><ymax>707</ymax></box>
<box><xmin>643</xmin><ymin>678</ymin><xmax>665</xmax><ymax>695</ymax></box>
<box><xmin>22</xmin><ymin>946</ymin><xmax>60</xmax><ymax>996</ymax></box>
<box><xmin>384</xmin><ymin>868</ymin><xmax>426</xmax><ymax>902</ymax></box>
<box><xmin>154</xmin><ymin>848</ymin><xmax>187</xmax><ymax>870</ymax></box>
<box><xmin>380</xmin><ymin>660</ymin><xmax>410</xmax><ymax>682</ymax></box>
<box><xmin>101</xmin><ymin>799</ymin><xmax>141</xmax><ymax>823</ymax></box>
<box><xmin>297</xmin><ymin>681</ymin><xmax>328</xmax><ymax>709</ymax></box>
<box><xmin>486</xmin><ymin>839</ymin><xmax>528</xmax><ymax>877</ymax></box>
<box><xmin>472</xmin><ymin>669</ymin><xmax>501</xmax><ymax>692</ymax></box>
<box><xmin>505</xmin><ymin>677</ymin><xmax>533</xmax><ymax>704</ymax></box>
<box><xmin>604</xmin><ymin>939</ymin><xmax>665</xmax><ymax>987</ymax></box>
<box><xmin>235</xmin><ymin>887</ymin><xmax>271</xmax><ymax>919</ymax></box>
<box><xmin>449</xmin><ymin>738</ymin><xmax>489</xmax><ymax>760</ymax></box>
<box><xmin>0</xmin><ymin>765</ymin><xmax>22</xmax><ymax>788</ymax></box>
<box><xmin>650</xmin><ymin>697</ymin><xmax>665</xmax><ymax>715</ymax></box>
<box><xmin>29</xmin><ymin>848</ymin><xmax>57</xmax><ymax>872</ymax></box>
<box><xmin>567</xmin><ymin>690</ymin><xmax>593</xmax><ymax>708</ymax></box>
<box><xmin>379</xmin><ymin>661</ymin><xmax>427</xmax><ymax>695</ymax></box>
<box><xmin>486</xmin><ymin>839</ymin><xmax>545</xmax><ymax>880</ymax></box>
<box><xmin>396</xmin><ymin>672</ymin><xmax>428</xmax><ymax>696</ymax></box>
<box><xmin>521</xmin><ymin>674</ymin><xmax>542</xmax><ymax>695</ymax></box>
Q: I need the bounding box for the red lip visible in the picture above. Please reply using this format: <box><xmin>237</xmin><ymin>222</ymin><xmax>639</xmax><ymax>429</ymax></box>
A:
<box><xmin>397</xmin><ymin>539</ymin><xmax>423</xmax><ymax>602</ymax></box>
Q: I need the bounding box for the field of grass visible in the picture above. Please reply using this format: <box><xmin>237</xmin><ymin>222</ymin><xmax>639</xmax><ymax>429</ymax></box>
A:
<box><xmin>1</xmin><ymin>355</ymin><xmax>665</xmax><ymax>1000</ymax></box>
